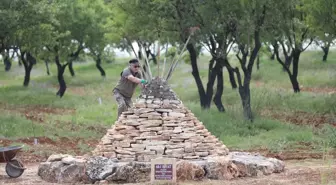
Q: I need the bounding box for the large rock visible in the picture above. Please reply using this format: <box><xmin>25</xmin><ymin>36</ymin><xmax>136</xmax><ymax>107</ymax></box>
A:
<box><xmin>85</xmin><ymin>156</ymin><xmax>119</xmax><ymax>183</ymax></box>
<box><xmin>176</xmin><ymin>161</ymin><xmax>205</xmax><ymax>181</ymax></box>
<box><xmin>106</xmin><ymin>162</ymin><xmax>151</xmax><ymax>183</ymax></box>
<box><xmin>203</xmin><ymin>157</ymin><xmax>239</xmax><ymax>180</ymax></box>
<box><xmin>38</xmin><ymin>161</ymin><xmax>86</xmax><ymax>183</ymax></box>
<box><xmin>230</xmin><ymin>152</ymin><xmax>285</xmax><ymax>177</ymax></box>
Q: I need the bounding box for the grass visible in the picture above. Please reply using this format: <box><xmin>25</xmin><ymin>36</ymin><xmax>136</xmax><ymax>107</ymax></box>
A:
<box><xmin>0</xmin><ymin>49</ymin><xmax>335</xmax><ymax>157</ymax></box>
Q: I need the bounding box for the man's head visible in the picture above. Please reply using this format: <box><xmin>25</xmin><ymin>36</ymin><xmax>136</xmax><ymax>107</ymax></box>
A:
<box><xmin>129</xmin><ymin>59</ymin><xmax>140</xmax><ymax>73</ymax></box>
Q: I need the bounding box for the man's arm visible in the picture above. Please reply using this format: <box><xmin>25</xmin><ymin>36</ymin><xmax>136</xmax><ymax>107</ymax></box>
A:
<box><xmin>126</xmin><ymin>75</ymin><xmax>143</xmax><ymax>84</ymax></box>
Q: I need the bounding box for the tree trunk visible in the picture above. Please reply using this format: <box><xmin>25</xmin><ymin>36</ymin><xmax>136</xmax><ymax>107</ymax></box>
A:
<box><xmin>95</xmin><ymin>55</ymin><xmax>106</xmax><ymax>77</ymax></box>
<box><xmin>213</xmin><ymin>64</ymin><xmax>225</xmax><ymax>112</ymax></box>
<box><xmin>291</xmin><ymin>49</ymin><xmax>301</xmax><ymax>93</ymax></box>
<box><xmin>223</xmin><ymin>59</ymin><xmax>237</xmax><ymax>89</ymax></box>
<box><xmin>187</xmin><ymin>43</ymin><xmax>207</xmax><ymax>108</ymax></box>
<box><xmin>21</xmin><ymin>52</ymin><xmax>35</xmax><ymax>87</ymax></box>
<box><xmin>4</xmin><ymin>55</ymin><xmax>11</xmax><ymax>71</ymax></box>
<box><xmin>257</xmin><ymin>55</ymin><xmax>260</xmax><ymax>70</ymax></box>
<box><xmin>68</xmin><ymin>61</ymin><xmax>75</xmax><ymax>77</ymax></box>
<box><xmin>322</xmin><ymin>44</ymin><xmax>330</xmax><ymax>62</ymax></box>
<box><xmin>205</xmin><ymin>58</ymin><xmax>217</xmax><ymax>108</ymax></box>
<box><xmin>233</xmin><ymin>67</ymin><xmax>253</xmax><ymax>121</ymax></box>
<box><xmin>238</xmin><ymin>85</ymin><xmax>253</xmax><ymax>121</ymax></box>
<box><xmin>23</xmin><ymin>63</ymin><xmax>33</xmax><ymax>87</ymax></box>
<box><xmin>55</xmin><ymin>54</ymin><xmax>68</xmax><ymax>97</ymax></box>
<box><xmin>270</xmin><ymin>51</ymin><xmax>275</xmax><ymax>60</ymax></box>
<box><xmin>45</xmin><ymin>60</ymin><xmax>50</xmax><ymax>75</ymax></box>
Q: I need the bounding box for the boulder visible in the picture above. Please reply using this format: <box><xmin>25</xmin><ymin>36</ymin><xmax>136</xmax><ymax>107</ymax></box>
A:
<box><xmin>106</xmin><ymin>162</ymin><xmax>151</xmax><ymax>183</ymax></box>
<box><xmin>230</xmin><ymin>152</ymin><xmax>285</xmax><ymax>177</ymax></box>
<box><xmin>176</xmin><ymin>161</ymin><xmax>205</xmax><ymax>181</ymax></box>
<box><xmin>85</xmin><ymin>156</ymin><xmax>119</xmax><ymax>183</ymax></box>
<box><xmin>38</xmin><ymin>161</ymin><xmax>86</xmax><ymax>183</ymax></box>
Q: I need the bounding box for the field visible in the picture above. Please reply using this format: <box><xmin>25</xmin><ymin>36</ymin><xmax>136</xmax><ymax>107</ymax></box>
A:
<box><xmin>0</xmin><ymin>50</ymin><xmax>336</xmax><ymax>183</ymax></box>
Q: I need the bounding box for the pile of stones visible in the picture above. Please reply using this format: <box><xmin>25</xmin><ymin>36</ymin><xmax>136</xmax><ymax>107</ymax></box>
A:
<box><xmin>92</xmin><ymin>79</ymin><xmax>229</xmax><ymax>162</ymax></box>
<box><xmin>37</xmin><ymin>77</ymin><xmax>285</xmax><ymax>184</ymax></box>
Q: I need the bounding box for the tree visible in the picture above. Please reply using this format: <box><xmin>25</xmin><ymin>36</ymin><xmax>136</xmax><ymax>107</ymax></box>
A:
<box><xmin>271</xmin><ymin>0</ymin><xmax>314</xmax><ymax>93</ymax></box>
<box><xmin>229</xmin><ymin>0</ymin><xmax>270</xmax><ymax>121</ymax></box>
<box><xmin>0</xmin><ymin>0</ymin><xmax>55</xmax><ymax>86</ymax></box>
<box><xmin>85</xmin><ymin>0</ymin><xmax>112</xmax><ymax>77</ymax></box>
<box><xmin>304</xmin><ymin>0</ymin><xmax>336</xmax><ymax>62</ymax></box>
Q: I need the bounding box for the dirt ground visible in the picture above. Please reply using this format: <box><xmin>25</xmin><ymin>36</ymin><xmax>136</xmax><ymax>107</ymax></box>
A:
<box><xmin>0</xmin><ymin>159</ymin><xmax>335</xmax><ymax>185</ymax></box>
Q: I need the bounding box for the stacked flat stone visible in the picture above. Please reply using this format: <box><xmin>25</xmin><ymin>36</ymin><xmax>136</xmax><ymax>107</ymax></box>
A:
<box><xmin>92</xmin><ymin>77</ymin><xmax>229</xmax><ymax>162</ymax></box>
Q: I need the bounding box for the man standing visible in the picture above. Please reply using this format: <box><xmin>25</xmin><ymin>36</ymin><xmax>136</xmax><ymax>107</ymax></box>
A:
<box><xmin>113</xmin><ymin>59</ymin><xmax>147</xmax><ymax>118</ymax></box>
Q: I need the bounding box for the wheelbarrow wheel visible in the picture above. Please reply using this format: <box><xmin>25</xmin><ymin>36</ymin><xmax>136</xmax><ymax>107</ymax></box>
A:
<box><xmin>5</xmin><ymin>159</ymin><xmax>25</xmax><ymax>178</ymax></box>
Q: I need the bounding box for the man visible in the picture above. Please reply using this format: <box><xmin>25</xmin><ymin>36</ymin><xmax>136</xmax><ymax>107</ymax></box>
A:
<box><xmin>113</xmin><ymin>59</ymin><xmax>147</xmax><ymax>118</ymax></box>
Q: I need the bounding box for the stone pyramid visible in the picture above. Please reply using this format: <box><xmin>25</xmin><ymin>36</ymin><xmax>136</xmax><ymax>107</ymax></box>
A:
<box><xmin>92</xmin><ymin>77</ymin><xmax>229</xmax><ymax>162</ymax></box>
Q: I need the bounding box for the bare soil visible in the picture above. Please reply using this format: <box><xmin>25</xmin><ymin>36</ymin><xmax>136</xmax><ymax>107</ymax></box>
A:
<box><xmin>260</xmin><ymin>109</ymin><xmax>336</xmax><ymax>128</ymax></box>
<box><xmin>0</xmin><ymin>160</ymin><xmax>335</xmax><ymax>185</ymax></box>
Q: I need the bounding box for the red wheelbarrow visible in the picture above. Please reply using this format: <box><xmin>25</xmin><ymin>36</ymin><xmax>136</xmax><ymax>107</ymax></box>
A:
<box><xmin>0</xmin><ymin>145</ymin><xmax>26</xmax><ymax>178</ymax></box>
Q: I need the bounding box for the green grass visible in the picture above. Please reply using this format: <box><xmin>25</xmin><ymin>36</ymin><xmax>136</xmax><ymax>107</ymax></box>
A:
<box><xmin>0</xmin><ymin>50</ymin><xmax>336</xmax><ymax>155</ymax></box>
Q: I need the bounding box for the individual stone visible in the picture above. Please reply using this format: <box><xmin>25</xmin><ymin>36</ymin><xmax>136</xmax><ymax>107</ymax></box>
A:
<box><xmin>115</xmin><ymin>149</ymin><xmax>135</xmax><ymax>155</ymax></box>
<box><xmin>170</xmin><ymin>100</ymin><xmax>181</xmax><ymax>104</ymax></box>
<box><xmin>172</xmin><ymin>133</ymin><xmax>196</xmax><ymax>139</ymax></box>
<box><xmin>137</xmin><ymin>155</ymin><xmax>161</xmax><ymax>162</ymax></box>
<box><xmin>102</xmin><ymin>152</ymin><xmax>116</xmax><ymax>158</ymax></box>
<box><xmin>106</xmin><ymin>162</ymin><xmax>151</xmax><ymax>183</ymax></box>
<box><xmin>146</xmin><ymin>104</ymin><xmax>161</xmax><ymax>108</ymax></box>
<box><xmin>131</xmin><ymin>144</ymin><xmax>146</xmax><ymax>149</ymax></box>
<box><xmin>38</xmin><ymin>161</ymin><xmax>87</xmax><ymax>183</ymax></box>
<box><xmin>176</xmin><ymin>161</ymin><xmax>205</xmax><ymax>181</ymax></box>
<box><xmin>122</xmin><ymin>120</ymin><xmax>141</xmax><ymax>126</ymax></box>
<box><xmin>85</xmin><ymin>156</ymin><xmax>118</xmax><ymax>183</ymax></box>
<box><xmin>134</xmin><ymin>108</ymin><xmax>154</xmax><ymax>114</ymax></box>
<box><xmin>134</xmin><ymin>103</ymin><xmax>146</xmax><ymax>108</ymax></box>
<box><xmin>168</xmin><ymin>112</ymin><xmax>185</xmax><ymax>118</ymax></box>
<box><xmin>204</xmin><ymin>157</ymin><xmax>239</xmax><ymax>180</ymax></box>
<box><xmin>101</xmin><ymin>138</ymin><xmax>112</xmax><ymax>145</ymax></box>
<box><xmin>146</xmin><ymin>99</ymin><xmax>153</xmax><ymax>104</ymax></box>
<box><xmin>127</xmin><ymin>115</ymin><xmax>139</xmax><ymax>119</ymax></box>
<box><xmin>165</xmin><ymin>148</ymin><xmax>184</xmax><ymax>155</ymax></box>
<box><xmin>113</xmin><ymin>141</ymin><xmax>131</xmax><ymax>148</ymax></box>
<box><xmin>47</xmin><ymin>154</ymin><xmax>72</xmax><ymax>162</ymax></box>
<box><xmin>122</xmin><ymin>111</ymin><xmax>134</xmax><ymax>115</ymax></box>
<box><xmin>139</xmin><ymin>132</ymin><xmax>157</xmax><ymax>137</ymax></box>
<box><xmin>155</xmin><ymin>109</ymin><xmax>172</xmax><ymax>112</ymax></box>
<box><xmin>195</xmin><ymin>152</ymin><xmax>209</xmax><ymax>157</ymax></box>
<box><xmin>139</xmin><ymin>112</ymin><xmax>161</xmax><ymax>118</ymax></box>
<box><xmin>183</xmin><ymin>156</ymin><xmax>200</xmax><ymax>160</ymax></box>
<box><xmin>140</xmin><ymin>119</ymin><xmax>163</xmax><ymax>126</ymax></box>
<box><xmin>61</xmin><ymin>156</ymin><xmax>86</xmax><ymax>165</ymax></box>
<box><xmin>143</xmin><ymin>140</ymin><xmax>169</xmax><ymax>146</ymax></box>
<box><xmin>163</xmin><ymin>99</ymin><xmax>170</xmax><ymax>105</ymax></box>
<box><xmin>166</xmin><ymin>144</ymin><xmax>185</xmax><ymax>149</ymax></box>
<box><xmin>136</xmin><ymin>150</ymin><xmax>156</xmax><ymax>155</ymax></box>
<box><xmin>139</xmin><ymin>126</ymin><xmax>163</xmax><ymax>132</ymax></box>
<box><xmin>147</xmin><ymin>145</ymin><xmax>165</xmax><ymax>155</ymax></box>
<box><xmin>153</xmin><ymin>100</ymin><xmax>162</xmax><ymax>104</ymax></box>
<box><xmin>112</xmin><ymin>134</ymin><xmax>125</xmax><ymax>141</ymax></box>
<box><xmin>230</xmin><ymin>152</ymin><xmax>285</xmax><ymax>177</ymax></box>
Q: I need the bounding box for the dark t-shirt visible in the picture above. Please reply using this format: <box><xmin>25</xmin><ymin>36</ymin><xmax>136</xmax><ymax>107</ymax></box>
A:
<box><xmin>114</xmin><ymin>67</ymin><xmax>141</xmax><ymax>98</ymax></box>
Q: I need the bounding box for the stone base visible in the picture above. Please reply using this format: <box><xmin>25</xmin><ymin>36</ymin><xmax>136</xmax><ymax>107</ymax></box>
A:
<box><xmin>38</xmin><ymin>152</ymin><xmax>285</xmax><ymax>184</ymax></box>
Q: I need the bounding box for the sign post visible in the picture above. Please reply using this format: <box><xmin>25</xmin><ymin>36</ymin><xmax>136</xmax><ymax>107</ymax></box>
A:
<box><xmin>151</xmin><ymin>158</ymin><xmax>177</xmax><ymax>184</ymax></box>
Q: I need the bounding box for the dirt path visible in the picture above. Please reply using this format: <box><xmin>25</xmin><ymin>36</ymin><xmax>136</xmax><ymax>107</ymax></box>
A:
<box><xmin>0</xmin><ymin>159</ymin><xmax>335</xmax><ymax>185</ymax></box>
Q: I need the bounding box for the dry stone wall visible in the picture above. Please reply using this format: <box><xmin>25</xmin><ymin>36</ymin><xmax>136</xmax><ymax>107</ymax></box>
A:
<box><xmin>92</xmin><ymin>78</ymin><xmax>229</xmax><ymax>162</ymax></box>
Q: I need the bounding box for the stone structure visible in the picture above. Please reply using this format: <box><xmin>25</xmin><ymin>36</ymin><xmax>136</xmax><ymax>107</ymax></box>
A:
<box><xmin>38</xmin><ymin>77</ymin><xmax>285</xmax><ymax>184</ymax></box>
<box><xmin>92</xmin><ymin>77</ymin><xmax>229</xmax><ymax>162</ymax></box>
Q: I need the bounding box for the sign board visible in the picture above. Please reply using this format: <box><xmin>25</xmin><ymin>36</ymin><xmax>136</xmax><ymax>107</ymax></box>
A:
<box><xmin>151</xmin><ymin>158</ymin><xmax>176</xmax><ymax>184</ymax></box>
